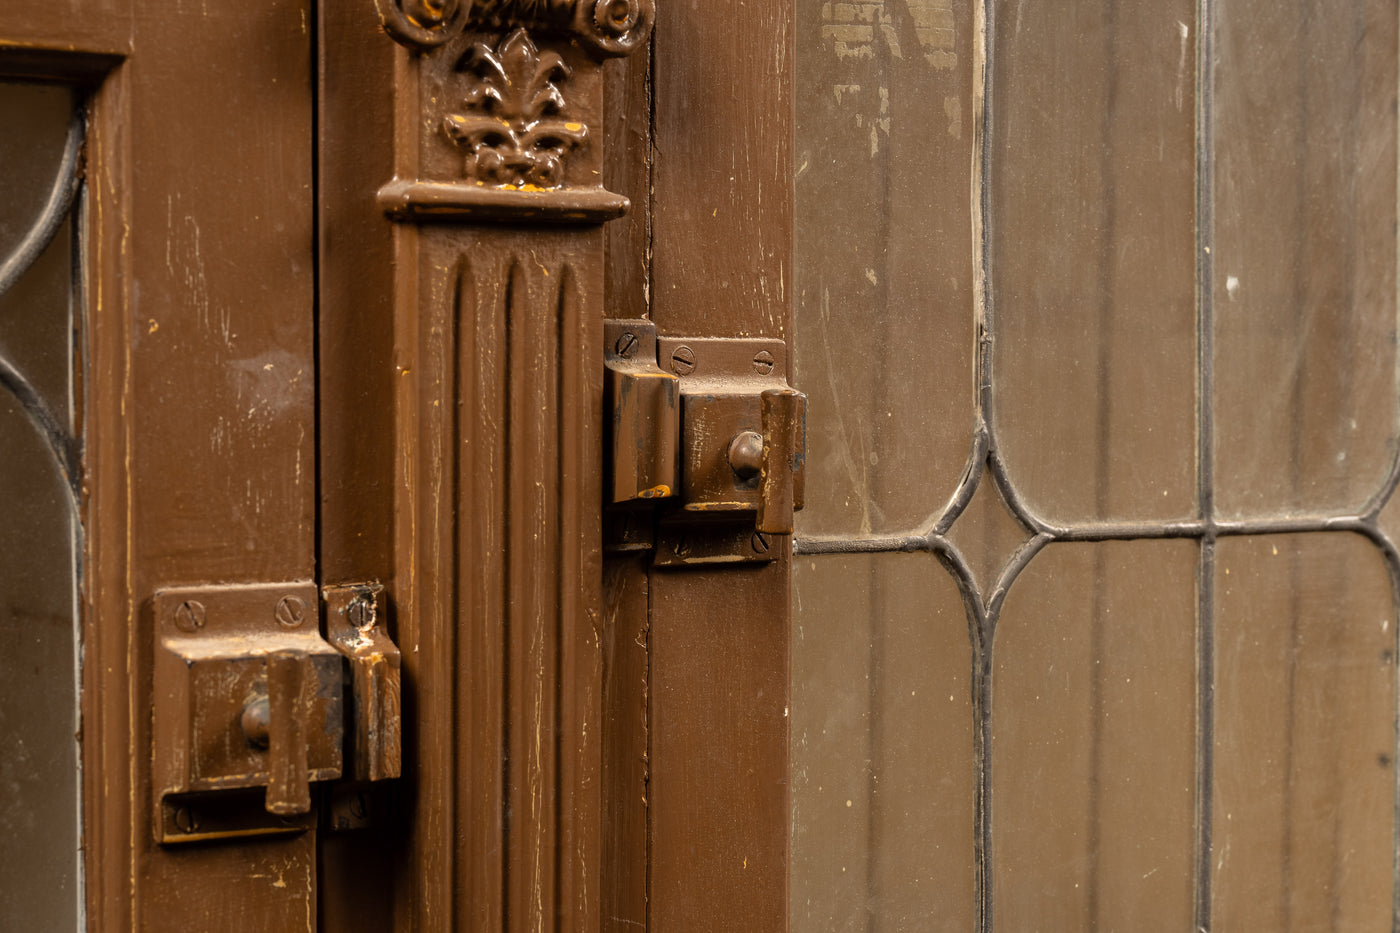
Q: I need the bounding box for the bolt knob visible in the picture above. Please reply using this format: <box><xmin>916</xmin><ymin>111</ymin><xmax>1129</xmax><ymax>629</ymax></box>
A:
<box><xmin>241</xmin><ymin>696</ymin><xmax>271</xmax><ymax>749</ymax></box>
<box><xmin>728</xmin><ymin>431</ymin><xmax>764</xmax><ymax>481</ymax></box>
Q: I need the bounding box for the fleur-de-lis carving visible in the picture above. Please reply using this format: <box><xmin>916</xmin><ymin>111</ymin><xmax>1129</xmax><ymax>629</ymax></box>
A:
<box><xmin>443</xmin><ymin>28</ymin><xmax>588</xmax><ymax>188</ymax></box>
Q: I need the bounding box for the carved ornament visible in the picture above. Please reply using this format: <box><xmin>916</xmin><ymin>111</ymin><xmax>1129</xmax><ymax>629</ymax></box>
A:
<box><xmin>375</xmin><ymin>0</ymin><xmax>654</xmax><ymax>57</ymax></box>
<box><xmin>444</xmin><ymin>29</ymin><xmax>585</xmax><ymax>188</ymax></box>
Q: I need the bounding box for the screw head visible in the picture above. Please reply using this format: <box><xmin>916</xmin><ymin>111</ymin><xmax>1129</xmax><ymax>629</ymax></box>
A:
<box><xmin>275</xmin><ymin>595</ymin><xmax>307</xmax><ymax>629</ymax></box>
<box><xmin>673</xmin><ymin>536</ymin><xmax>691</xmax><ymax>559</ymax></box>
<box><xmin>614</xmin><ymin>331</ymin><xmax>639</xmax><ymax>359</ymax></box>
<box><xmin>174</xmin><ymin>599</ymin><xmax>206</xmax><ymax>633</ymax></box>
<box><xmin>670</xmin><ymin>346</ymin><xmax>696</xmax><ymax>376</ymax></box>
<box><xmin>172</xmin><ymin>804</ymin><xmax>199</xmax><ymax>835</ymax></box>
<box><xmin>348</xmin><ymin>595</ymin><xmax>376</xmax><ymax>631</ymax></box>
<box><xmin>751</xmin><ymin>531</ymin><xmax>772</xmax><ymax>554</ymax></box>
<box><xmin>753</xmin><ymin>350</ymin><xmax>776</xmax><ymax>375</ymax></box>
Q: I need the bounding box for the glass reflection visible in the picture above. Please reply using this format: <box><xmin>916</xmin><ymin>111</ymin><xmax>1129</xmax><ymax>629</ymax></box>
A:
<box><xmin>0</xmin><ymin>81</ymin><xmax>82</xmax><ymax>932</ymax></box>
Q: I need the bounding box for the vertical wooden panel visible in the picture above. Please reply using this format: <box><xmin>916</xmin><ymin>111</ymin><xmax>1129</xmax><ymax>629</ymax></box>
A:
<box><xmin>604</xmin><ymin>50</ymin><xmax>653</xmax><ymax>325</ymax></box>
<box><xmin>129</xmin><ymin>0</ymin><xmax>321</xmax><ymax>923</ymax></box>
<box><xmin>648</xmin><ymin>1</ymin><xmax>796</xmax><ymax>930</ymax></box>
<box><xmin>650</xmin><ymin>2</ymin><xmax>793</xmax><ymax>339</ymax></box>
<box><xmin>376</xmin><ymin>7</ymin><xmax>649</xmax><ymax>929</ymax></box>
<box><xmin>602</xmin><ymin>555</ymin><xmax>651</xmax><ymax>932</ymax></box>
<box><xmin>315</xmin><ymin>4</ymin><xmax>398</xmax><ymax>925</ymax></box>
<box><xmin>650</xmin><ymin>559</ymin><xmax>792</xmax><ymax>932</ymax></box>
<box><xmin>52</xmin><ymin>0</ymin><xmax>323</xmax><ymax>927</ymax></box>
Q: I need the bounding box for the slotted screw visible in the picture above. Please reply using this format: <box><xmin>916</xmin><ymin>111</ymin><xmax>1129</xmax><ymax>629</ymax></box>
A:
<box><xmin>172</xmin><ymin>805</ymin><xmax>199</xmax><ymax>835</ymax></box>
<box><xmin>753</xmin><ymin>350</ymin><xmax>775</xmax><ymax>375</ymax></box>
<box><xmin>348</xmin><ymin>595</ymin><xmax>375</xmax><ymax>631</ymax></box>
<box><xmin>275</xmin><ymin>595</ymin><xmax>307</xmax><ymax>629</ymax></box>
<box><xmin>614</xmin><ymin>331</ymin><xmax>639</xmax><ymax>359</ymax></box>
<box><xmin>174</xmin><ymin>600</ymin><xmax>206</xmax><ymax>633</ymax></box>
<box><xmin>670</xmin><ymin>346</ymin><xmax>696</xmax><ymax>376</ymax></box>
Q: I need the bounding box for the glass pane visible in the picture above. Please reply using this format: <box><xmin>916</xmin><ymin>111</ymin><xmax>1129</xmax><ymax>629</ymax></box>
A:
<box><xmin>0</xmin><ymin>217</ymin><xmax>74</xmax><ymax>424</ymax></box>
<box><xmin>0</xmin><ymin>80</ymin><xmax>81</xmax><ymax>931</ymax></box>
<box><xmin>794</xmin><ymin>0</ymin><xmax>978</xmax><ymax>537</ymax></box>
<box><xmin>990</xmin><ymin>0</ymin><xmax>1198</xmax><ymax>524</ymax></box>
<box><xmin>1213</xmin><ymin>534</ymin><xmax>1395</xmax><ymax>930</ymax></box>
<box><xmin>1212</xmin><ymin>1</ymin><xmax>1398</xmax><ymax>519</ymax></box>
<box><xmin>992</xmin><ymin>540</ymin><xmax>1198</xmax><ymax>930</ymax></box>
<box><xmin>792</xmin><ymin>552</ymin><xmax>976</xmax><ymax>930</ymax></box>
<box><xmin>0</xmin><ymin>82</ymin><xmax>73</xmax><ymax>268</ymax></box>
<box><xmin>0</xmin><ymin>396</ymin><xmax>80</xmax><ymax>931</ymax></box>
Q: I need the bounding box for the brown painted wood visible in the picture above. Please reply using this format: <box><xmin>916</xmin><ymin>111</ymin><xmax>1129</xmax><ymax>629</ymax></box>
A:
<box><xmin>646</xmin><ymin>1</ymin><xmax>796</xmax><ymax>930</ymax></box>
<box><xmin>372</xmin><ymin>6</ymin><xmax>652</xmax><ymax>926</ymax></box>
<box><xmin>0</xmin><ymin>4</ymin><xmax>130</xmax><ymax>61</ymax></box>
<box><xmin>599</xmin><ymin>26</ymin><xmax>657</xmax><ymax>933</ymax></box>
<box><xmin>604</xmin><ymin>50</ymin><xmax>653</xmax><ymax>325</ymax></box>
<box><xmin>10</xmin><ymin>0</ymin><xmax>329</xmax><ymax>928</ymax></box>
<box><xmin>601</xmin><ymin>554</ymin><xmax>651</xmax><ymax>933</ymax></box>
<box><xmin>650</xmin><ymin>1</ymin><xmax>794</xmax><ymax>340</ymax></box>
<box><xmin>313</xmin><ymin>5</ymin><xmax>402</xmax><ymax>929</ymax></box>
<box><xmin>386</xmin><ymin>226</ymin><xmax>606</xmax><ymax>932</ymax></box>
<box><xmin>649</xmin><ymin>557</ymin><xmax>793</xmax><ymax>932</ymax></box>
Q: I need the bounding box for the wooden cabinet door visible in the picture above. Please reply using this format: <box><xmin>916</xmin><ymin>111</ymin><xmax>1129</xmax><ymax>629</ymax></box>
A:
<box><xmin>15</xmin><ymin>2</ymin><xmax>1395</xmax><ymax>932</ymax></box>
<box><xmin>1</xmin><ymin>1</ymin><xmax>327</xmax><ymax>930</ymax></box>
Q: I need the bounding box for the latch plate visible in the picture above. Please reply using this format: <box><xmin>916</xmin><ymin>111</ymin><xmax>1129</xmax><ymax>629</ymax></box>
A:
<box><xmin>652</xmin><ymin>336</ymin><xmax>806</xmax><ymax>566</ymax></box>
<box><xmin>152</xmin><ymin>582</ymin><xmax>345</xmax><ymax>844</ymax></box>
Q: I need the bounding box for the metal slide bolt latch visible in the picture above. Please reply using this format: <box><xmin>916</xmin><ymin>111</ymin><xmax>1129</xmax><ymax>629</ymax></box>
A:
<box><xmin>756</xmin><ymin>387</ymin><xmax>806</xmax><ymax>535</ymax></box>
<box><xmin>152</xmin><ymin>583</ymin><xmax>344</xmax><ymax>843</ymax></box>
<box><xmin>604</xmin><ymin>319</ymin><xmax>681</xmax><ymax>506</ymax></box>
<box><xmin>651</xmin><ymin>336</ymin><xmax>807</xmax><ymax>565</ymax></box>
<box><xmin>324</xmin><ymin>583</ymin><xmax>402</xmax><ymax>783</ymax></box>
<box><xmin>604</xmin><ymin>319</ymin><xmax>681</xmax><ymax>552</ymax></box>
<box><xmin>724</xmin><ymin>390</ymin><xmax>806</xmax><ymax>535</ymax></box>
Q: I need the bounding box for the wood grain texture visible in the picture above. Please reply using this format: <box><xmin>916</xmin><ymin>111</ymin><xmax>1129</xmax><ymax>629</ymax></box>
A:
<box><xmin>649</xmin><ymin>0</ymin><xmax>794</xmax><ymax>339</ymax></box>
<box><xmin>391</xmin><ymin>223</ymin><xmax>606</xmax><ymax>932</ymax></box>
<box><xmin>603</xmin><ymin>50</ymin><xmax>652</xmax><ymax>324</ymax></box>
<box><xmin>74</xmin><ymin>0</ymin><xmax>323</xmax><ymax>929</ymax></box>
<box><xmin>0</xmin><ymin>0</ymin><xmax>131</xmax><ymax>59</ymax></box>
<box><xmin>317</xmin><ymin>0</ymin><xmax>399</xmax><ymax>587</ymax></box>
<box><xmin>602</xmin><ymin>554</ymin><xmax>650</xmax><ymax>932</ymax></box>
<box><xmin>649</xmin><ymin>557</ymin><xmax>792</xmax><ymax>933</ymax></box>
<box><xmin>645</xmin><ymin>1</ymin><xmax>796</xmax><ymax>929</ymax></box>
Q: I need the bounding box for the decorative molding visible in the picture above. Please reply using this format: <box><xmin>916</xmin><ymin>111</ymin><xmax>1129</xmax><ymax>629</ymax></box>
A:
<box><xmin>378</xmin><ymin>179</ymin><xmax>628</xmax><ymax>222</ymax></box>
<box><xmin>375</xmin><ymin>0</ymin><xmax>654</xmax><ymax>57</ymax></box>
<box><xmin>374</xmin><ymin>0</ymin><xmax>650</xmax><ymax>224</ymax></box>
<box><xmin>445</xmin><ymin>28</ymin><xmax>585</xmax><ymax>188</ymax></box>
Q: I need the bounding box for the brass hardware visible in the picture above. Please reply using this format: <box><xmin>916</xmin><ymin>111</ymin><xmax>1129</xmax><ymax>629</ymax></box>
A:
<box><xmin>604</xmin><ymin>319</ymin><xmax>680</xmax><ymax>506</ymax></box>
<box><xmin>650</xmin><ymin>336</ymin><xmax>806</xmax><ymax>564</ymax></box>
<box><xmin>152</xmin><ymin>581</ymin><xmax>402</xmax><ymax>844</ymax></box>
<box><xmin>727</xmin><ymin>430</ymin><xmax>763</xmax><ymax>480</ymax></box>
<box><xmin>757</xmin><ymin>388</ymin><xmax>806</xmax><ymax>535</ymax></box>
<box><xmin>324</xmin><ymin>584</ymin><xmax>402</xmax><ymax>783</ymax></box>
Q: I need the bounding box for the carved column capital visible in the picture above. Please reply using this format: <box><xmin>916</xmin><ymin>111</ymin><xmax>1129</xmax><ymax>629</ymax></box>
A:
<box><xmin>376</xmin><ymin>0</ymin><xmax>654</xmax><ymax>58</ymax></box>
<box><xmin>375</xmin><ymin>0</ymin><xmax>651</xmax><ymax>223</ymax></box>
